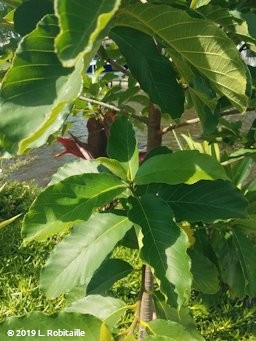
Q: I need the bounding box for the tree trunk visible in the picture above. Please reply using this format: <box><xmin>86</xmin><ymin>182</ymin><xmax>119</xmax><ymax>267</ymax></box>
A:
<box><xmin>138</xmin><ymin>103</ymin><xmax>162</xmax><ymax>340</ymax></box>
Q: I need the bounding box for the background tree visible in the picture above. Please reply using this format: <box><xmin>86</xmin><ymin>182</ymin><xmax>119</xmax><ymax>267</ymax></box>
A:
<box><xmin>1</xmin><ymin>0</ymin><xmax>256</xmax><ymax>340</ymax></box>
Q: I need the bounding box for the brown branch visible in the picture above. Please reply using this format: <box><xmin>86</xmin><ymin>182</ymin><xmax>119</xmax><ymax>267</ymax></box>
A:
<box><xmin>161</xmin><ymin>117</ymin><xmax>200</xmax><ymax>135</ymax></box>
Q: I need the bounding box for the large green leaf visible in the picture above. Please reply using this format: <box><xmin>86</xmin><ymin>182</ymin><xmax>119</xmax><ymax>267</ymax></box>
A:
<box><xmin>212</xmin><ymin>228</ymin><xmax>256</xmax><ymax>297</ymax></box>
<box><xmin>40</xmin><ymin>213</ymin><xmax>133</xmax><ymax>298</ymax></box>
<box><xmin>48</xmin><ymin>159</ymin><xmax>101</xmax><ymax>186</ymax></box>
<box><xmin>142</xmin><ymin>180</ymin><xmax>248</xmax><ymax>223</ymax></box>
<box><xmin>189</xmin><ymin>249</ymin><xmax>219</xmax><ymax>294</ymax></box>
<box><xmin>116</xmin><ymin>3</ymin><xmax>250</xmax><ymax>110</ymax></box>
<box><xmin>0</xmin><ymin>312</ymin><xmax>103</xmax><ymax>341</ymax></box>
<box><xmin>55</xmin><ymin>0</ymin><xmax>121</xmax><ymax>67</ymax></box>
<box><xmin>153</xmin><ymin>294</ymin><xmax>204</xmax><ymax>341</ymax></box>
<box><xmin>66</xmin><ymin>294</ymin><xmax>126</xmax><ymax>328</ymax></box>
<box><xmin>87</xmin><ymin>258</ymin><xmax>133</xmax><ymax>294</ymax></box>
<box><xmin>148</xmin><ymin>319</ymin><xmax>204</xmax><ymax>341</ymax></box>
<box><xmin>128</xmin><ymin>195</ymin><xmax>191</xmax><ymax>308</ymax></box>
<box><xmin>107</xmin><ymin>116</ymin><xmax>139</xmax><ymax>181</ymax></box>
<box><xmin>110</xmin><ymin>27</ymin><xmax>184</xmax><ymax>118</ymax></box>
<box><xmin>0</xmin><ymin>14</ymin><xmax>84</xmax><ymax>155</ymax></box>
<box><xmin>22</xmin><ymin>173</ymin><xmax>126</xmax><ymax>243</ymax></box>
<box><xmin>134</xmin><ymin>151</ymin><xmax>228</xmax><ymax>186</ymax></box>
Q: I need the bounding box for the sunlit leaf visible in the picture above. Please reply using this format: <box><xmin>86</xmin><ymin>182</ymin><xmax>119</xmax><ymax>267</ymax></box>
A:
<box><xmin>148</xmin><ymin>319</ymin><xmax>204</xmax><ymax>341</ymax></box>
<box><xmin>134</xmin><ymin>151</ymin><xmax>228</xmax><ymax>186</ymax></box>
<box><xmin>66</xmin><ymin>295</ymin><xmax>126</xmax><ymax>328</ymax></box>
<box><xmin>0</xmin><ymin>15</ymin><xmax>83</xmax><ymax>154</ymax></box>
<box><xmin>153</xmin><ymin>293</ymin><xmax>204</xmax><ymax>340</ymax></box>
<box><xmin>22</xmin><ymin>173</ymin><xmax>126</xmax><ymax>243</ymax></box>
<box><xmin>107</xmin><ymin>116</ymin><xmax>139</xmax><ymax>181</ymax></box>
<box><xmin>55</xmin><ymin>0</ymin><xmax>121</xmax><ymax>67</ymax></box>
<box><xmin>0</xmin><ymin>312</ymin><xmax>103</xmax><ymax>340</ymax></box>
<box><xmin>0</xmin><ymin>213</ymin><xmax>21</xmax><ymax>230</ymax></box>
<box><xmin>116</xmin><ymin>3</ymin><xmax>250</xmax><ymax>111</ymax></box>
<box><xmin>48</xmin><ymin>159</ymin><xmax>101</xmax><ymax>186</ymax></box>
<box><xmin>40</xmin><ymin>213</ymin><xmax>133</xmax><ymax>298</ymax></box>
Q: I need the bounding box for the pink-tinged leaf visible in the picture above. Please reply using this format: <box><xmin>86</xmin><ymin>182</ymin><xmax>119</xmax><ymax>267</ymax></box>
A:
<box><xmin>55</xmin><ymin>137</ymin><xmax>92</xmax><ymax>160</ymax></box>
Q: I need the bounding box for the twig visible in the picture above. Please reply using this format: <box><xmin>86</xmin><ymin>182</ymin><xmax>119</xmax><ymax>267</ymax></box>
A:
<box><xmin>79</xmin><ymin>95</ymin><xmax>148</xmax><ymax>124</ymax></box>
<box><xmin>98</xmin><ymin>45</ymin><xmax>131</xmax><ymax>77</ymax></box>
<box><xmin>79</xmin><ymin>95</ymin><xmax>120</xmax><ymax>112</ymax></box>
<box><xmin>161</xmin><ymin>117</ymin><xmax>200</xmax><ymax>135</ymax></box>
<box><xmin>161</xmin><ymin>107</ymin><xmax>255</xmax><ymax>135</ymax></box>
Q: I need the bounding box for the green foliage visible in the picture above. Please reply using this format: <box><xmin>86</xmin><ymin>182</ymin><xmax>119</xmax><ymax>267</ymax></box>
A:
<box><xmin>128</xmin><ymin>195</ymin><xmax>191</xmax><ymax>309</ymax></box>
<box><xmin>110</xmin><ymin>27</ymin><xmax>184</xmax><ymax>117</ymax></box>
<box><xmin>0</xmin><ymin>0</ymin><xmax>256</xmax><ymax>339</ymax></box>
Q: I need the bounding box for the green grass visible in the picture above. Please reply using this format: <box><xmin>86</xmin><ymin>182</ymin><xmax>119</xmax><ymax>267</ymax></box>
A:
<box><xmin>0</xmin><ymin>180</ymin><xmax>256</xmax><ymax>340</ymax></box>
<box><xmin>0</xmin><ymin>181</ymin><xmax>65</xmax><ymax>321</ymax></box>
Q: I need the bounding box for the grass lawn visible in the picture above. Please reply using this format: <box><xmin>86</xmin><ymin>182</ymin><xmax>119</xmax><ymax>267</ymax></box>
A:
<box><xmin>0</xmin><ymin>180</ymin><xmax>255</xmax><ymax>340</ymax></box>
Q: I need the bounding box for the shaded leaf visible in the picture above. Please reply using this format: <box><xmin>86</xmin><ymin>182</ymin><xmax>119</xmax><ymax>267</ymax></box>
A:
<box><xmin>110</xmin><ymin>27</ymin><xmax>184</xmax><ymax>118</ymax></box>
<box><xmin>107</xmin><ymin>116</ymin><xmax>139</xmax><ymax>181</ymax></box>
<box><xmin>116</xmin><ymin>3</ymin><xmax>250</xmax><ymax>110</ymax></box>
<box><xmin>55</xmin><ymin>0</ymin><xmax>121</xmax><ymax>67</ymax></box>
<box><xmin>189</xmin><ymin>249</ymin><xmax>219</xmax><ymax>294</ymax></box>
<box><xmin>14</xmin><ymin>0</ymin><xmax>54</xmax><ymax>36</ymax></box>
<box><xmin>22</xmin><ymin>173</ymin><xmax>126</xmax><ymax>243</ymax></box>
<box><xmin>212</xmin><ymin>228</ymin><xmax>256</xmax><ymax>297</ymax></box>
<box><xmin>134</xmin><ymin>151</ymin><xmax>228</xmax><ymax>186</ymax></box>
<box><xmin>128</xmin><ymin>195</ymin><xmax>191</xmax><ymax>308</ymax></box>
<box><xmin>66</xmin><ymin>294</ymin><xmax>126</xmax><ymax>328</ymax></box>
<box><xmin>40</xmin><ymin>213</ymin><xmax>133</xmax><ymax>298</ymax></box>
<box><xmin>144</xmin><ymin>180</ymin><xmax>248</xmax><ymax>223</ymax></box>
<box><xmin>0</xmin><ymin>15</ymin><xmax>83</xmax><ymax>154</ymax></box>
<box><xmin>0</xmin><ymin>311</ymin><xmax>103</xmax><ymax>340</ymax></box>
<box><xmin>87</xmin><ymin>258</ymin><xmax>133</xmax><ymax>295</ymax></box>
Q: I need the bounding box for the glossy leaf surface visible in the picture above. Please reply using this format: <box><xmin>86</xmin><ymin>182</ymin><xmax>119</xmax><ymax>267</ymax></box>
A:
<box><xmin>66</xmin><ymin>294</ymin><xmax>126</xmax><ymax>328</ymax></box>
<box><xmin>128</xmin><ymin>195</ymin><xmax>191</xmax><ymax>308</ymax></box>
<box><xmin>0</xmin><ymin>312</ymin><xmax>103</xmax><ymax>340</ymax></box>
<box><xmin>116</xmin><ymin>3</ymin><xmax>249</xmax><ymax>110</ymax></box>
<box><xmin>148</xmin><ymin>319</ymin><xmax>204</xmax><ymax>341</ymax></box>
<box><xmin>107</xmin><ymin>116</ymin><xmax>139</xmax><ymax>180</ymax></box>
<box><xmin>142</xmin><ymin>180</ymin><xmax>248</xmax><ymax>223</ymax></box>
<box><xmin>135</xmin><ymin>151</ymin><xmax>228</xmax><ymax>186</ymax></box>
<box><xmin>22</xmin><ymin>173</ymin><xmax>126</xmax><ymax>243</ymax></box>
<box><xmin>0</xmin><ymin>15</ymin><xmax>83</xmax><ymax>154</ymax></box>
<box><xmin>40</xmin><ymin>213</ymin><xmax>133</xmax><ymax>298</ymax></box>
<box><xmin>55</xmin><ymin>0</ymin><xmax>121</xmax><ymax>66</ymax></box>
